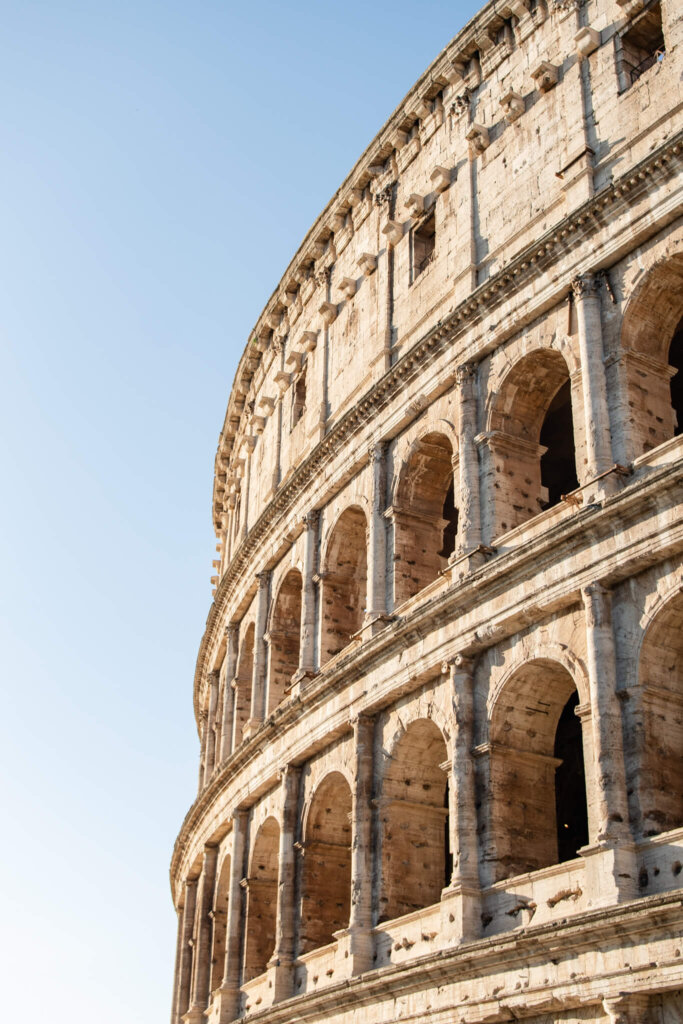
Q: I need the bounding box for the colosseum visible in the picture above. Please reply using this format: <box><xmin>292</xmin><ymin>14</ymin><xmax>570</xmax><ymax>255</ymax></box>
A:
<box><xmin>170</xmin><ymin>1</ymin><xmax>683</xmax><ymax>1021</ymax></box>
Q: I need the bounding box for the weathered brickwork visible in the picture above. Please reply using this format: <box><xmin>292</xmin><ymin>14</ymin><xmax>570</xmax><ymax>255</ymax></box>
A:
<box><xmin>171</xmin><ymin>1</ymin><xmax>683</xmax><ymax>1022</ymax></box>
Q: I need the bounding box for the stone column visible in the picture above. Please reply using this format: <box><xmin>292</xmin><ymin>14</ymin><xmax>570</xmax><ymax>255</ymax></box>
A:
<box><xmin>219</xmin><ymin>624</ymin><xmax>239</xmax><ymax>763</ymax></box>
<box><xmin>572</xmin><ymin>273</ymin><xmax>615</xmax><ymax>495</ymax></box>
<box><xmin>296</xmin><ymin>511</ymin><xmax>319</xmax><ymax>681</ymax></box>
<box><xmin>202</xmin><ymin>671</ymin><xmax>220</xmax><ymax>787</ymax></box>
<box><xmin>173</xmin><ymin>878</ymin><xmax>197</xmax><ymax>1024</ymax></box>
<box><xmin>602</xmin><ymin>993</ymin><xmax>650</xmax><ymax>1024</ymax></box>
<box><xmin>365</xmin><ymin>441</ymin><xmax>388</xmax><ymax>631</ymax></box>
<box><xmin>216</xmin><ymin>810</ymin><xmax>248</xmax><ymax>1024</ymax></box>
<box><xmin>441</xmin><ymin>655</ymin><xmax>481</xmax><ymax>942</ymax></box>
<box><xmin>246</xmin><ymin>571</ymin><xmax>271</xmax><ymax>736</ymax></box>
<box><xmin>239</xmin><ymin>439</ymin><xmax>256</xmax><ymax>542</ymax></box>
<box><xmin>346</xmin><ymin>712</ymin><xmax>375</xmax><ymax>973</ymax></box>
<box><xmin>454</xmin><ymin>363</ymin><xmax>483</xmax><ymax>563</ymax></box>
<box><xmin>197</xmin><ymin>711</ymin><xmax>208</xmax><ymax>792</ymax></box>
<box><xmin>580</xmin><ymin>582</ymin><xmax>637</xmax><ymax>903</ymax></box>
<box><xmin>185</xmin><ymin>846</ymin><xmax>219</xmax><ymax>1023</ymax></box>
<box><xmin>270</xmin><ymin>764</ymin><xmax>301</xmax><ymax>1002</ymax></box>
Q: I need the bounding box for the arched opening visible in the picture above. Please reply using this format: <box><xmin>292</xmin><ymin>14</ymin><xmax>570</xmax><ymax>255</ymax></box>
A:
<box><xmin>209</xmin><ymin>856</ymin><xmax>231</xmax><ymax>995</ymax></box>
<box><xmin>620</xmin><ymin>254</ymin><xmax>683</xmax><ymax>455</ymax></box>
<box><xmin>233</xmin><ymin>623</ymin><xmax>254</xmax><ymax>747</ymax></box>
<box><xmin>299</xmin><ymin>772</ymin><xmax>352</xmax><ymax>953</ymax></box>
<box><xmin>669</xmin><ymin>314</ymin><xmax>683</xmax><ymax>436</ymax></box>
<box><xmin>267</xmin><ymin>569</ymin><xmax>302</xmax><ymax>713</ymax></box>
<box><xmin>393</xmin><ymin>433</ymin><xmax>458</xmax><ymax>605</ymax></box>
<box><xmin>379</xmin><ymin>719</ymin><xmax>449</xmax><ymax>922</ymax></box>
<box><xmin>321</xmin><ymin>506</ymin><xmax>367</xmax><ymax>665</ymax></box>
<box><xmin>243</xmin><ymin>817</ymin><xmax>280</xmax><ymax>982</ymax></box>
<box><xmin>487</xmin><ymin>349</ymin><xmax>577</xmax><ymax>535</ymax></box>
<box><xmin>632</xmin><ymin>592</ymin><xmax>683</xmax><ymax>837</ymax></box>
<box><xmin>487</xmin><ymin>660</ymin><xmax>588</xmax><ymax>881</ymax></box>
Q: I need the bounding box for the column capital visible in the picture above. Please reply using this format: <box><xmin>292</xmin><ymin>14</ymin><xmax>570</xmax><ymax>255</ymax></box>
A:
<box><xmin>276</xmin><ymin>762</ymin><xmax>301</xmax><ymax>784</ymax></box>
<box><xmin>455</xmin><ymin>361</ymin><xmax>478</xmax><ymax>384</ymax></box>
<box><xmin>442</xmin><ymin>652</ymin><xmax>476</xmax><ymax>675</ymax></box>
<box><xmin>224</xmin><ymin>621</ymin><xmax>239</xmax><ymax>641</ymax></box>
<box><xmin>369</xmin><ymin>439</ymin><xmax>389</xmax><ymax>462</ymax></box>
<box><xmin>256</xmin><ymin>568</ymin><xmax>271</xmax><ymax>588</ymax></box>
<box><xmin>302</xmin><ymin>509</ymin><xmax>320</xmax><ymax>530</ymax></box>
<box><xmin>582</xmin><ymin>581</ymin><xmax>613</xmax><ymax>625</ymax></box>
<box><xmin>571</xmin><ymin>270</ymin><xmax>602</xmax><ymax>298</ymax></box>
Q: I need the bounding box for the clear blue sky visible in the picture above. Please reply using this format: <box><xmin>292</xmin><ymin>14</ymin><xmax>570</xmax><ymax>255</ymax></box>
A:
<box><xmin>0</xmin><ymin>3</ymin><xmax>480</xmax><ymax>1020</ymax></box>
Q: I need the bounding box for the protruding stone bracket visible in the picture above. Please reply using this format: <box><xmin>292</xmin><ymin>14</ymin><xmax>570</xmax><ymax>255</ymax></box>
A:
<box><xmin>285</xmin><ymin>350</ymin><xmax>304</xmax><ymax>373</ymax></box>
<box><xmin>258</xmin><ymin>396</ymin><xmax>276</xmax><ymax>416</ymax></box>
<box><xmin>430</xmin><ymin>165</ymin><xmax>452</xmax><ymax>193</ymax></box>
<box><xmin>466</xmin><ymin>123</ymin><xmax>490</xmax><ymax>156</ymax></box>
<box><xmin>382</xmin><ymin>220</ymin><xmax>404</xmax><ymax>246</ymax></box>
<box><xmin>338</xmin><ymin>277</ymin><xmax>357</xmax><ymax>299</ymax></box>
<box><xmin>575</xmin><ymin>26</ymin><xmax>600</xmax><ymax>58</ymax></box>
<box><xmin>500</xmin><ymin>90</ymin><xmax>525</xmax><ymax>122</ymax></box>
<box><xmin>274</xmin><ymin>370</ymin><xmax>292</xmax><ymax>394</ymax></box>
<box><xmin>391</xmin><ymin>128</ymin><xmax>410</xmax><ymax>151</ymax></box>
<box><xmin>531</xmin><ymin>60</ymin><xmax>559</xmax><ymax>92</ymax></box>
<box><xmin>509</xmin><ymin>0</ymin><xmax>530</xmax><ymax>16</ymax></box>
<box><xmin>319</xmin><ymin>301</ymin><xmax>338</xmax><ymax>326</ymax></box>
<box><xmin>404</xmin><ymin>192</ymin><xmax>425</xmax><ymax>217</ymax></box>
<box><xmin>616</xmin><ymin>0</ymin><xmax>645</xmax><ymax>18</ymax></box>
<box><xmin>300</xmin><ymin>331</ymin><xmax>318</xmax><ymax>352</ymax></box>
<box><xmin>357</xmin><ymin>252</ymin><xmax>378</xmax><ymax>276</ymax></box>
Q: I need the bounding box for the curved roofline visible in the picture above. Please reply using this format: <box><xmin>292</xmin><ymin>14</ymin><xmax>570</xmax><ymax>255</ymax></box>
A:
<box><xmin>212</xmin><ymin>0</ymin><xmax>520</xmax><ymax>524</ymax></box>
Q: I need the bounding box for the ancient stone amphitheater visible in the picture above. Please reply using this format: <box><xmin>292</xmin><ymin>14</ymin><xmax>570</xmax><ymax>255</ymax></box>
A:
<box><xmin>170</xmin><ymin>1</ymin><xmax>683</xmax><ymax>1021</ymax></box>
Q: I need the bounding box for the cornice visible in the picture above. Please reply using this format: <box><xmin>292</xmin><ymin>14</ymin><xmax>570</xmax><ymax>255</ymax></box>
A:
<box><xmin>197</xmin><ymin>130</ymin><xmax>683</xmax><ymax>719</ymax></box>
<box><xmin>173</xmin><ymin>456</ymin><xmax>683</xmax><ymax>886</ymax></box>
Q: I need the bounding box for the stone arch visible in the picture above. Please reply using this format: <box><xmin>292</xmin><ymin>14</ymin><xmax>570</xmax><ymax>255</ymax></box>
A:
<box><xmin>379</xmin><ymin>718</ymin><xmax>449</xmax><ymax>923</ymax></box>
<box><xmin>299</xmin><ymin>771</ymin><xmax>353</xmax><ymax>953</ymax></box>
<box><xmin>266</xmin><ymin>568</ymin><xmax>302</xmax><ymax>713</ymax></box>
<box><xmin>485</xmin><ymin>348</ymin><xmax>579</xmax><ymax>535</ymax></box>
<box><xmin>209</xmin><ymin>853</ymin><xmax>231</xmax><ymax>994</ymax></box>
<box><xmin>486</xmin><ymin>658</ymin><xmax>589</xmax><ymax>881</ymax></box>
<box><xmin>233</xmin><ymin>621</ymin><xmax>255</xmax><ymax>745</ymax></box>
<box><xmin>633</xmin><ymin>586</ymin><xmax>683</xmax><ymax>837</ymax></box>
<box><xmin>321</xmin><ymin>505</ymin><xmax>368</xmax><ymax>664</ymax></box>
<box><xmin>243</xmin><ymin>816</ymin><xmax>280</xmax><ymax>982</ymax></box>
<box><xmin>393</xmin><ymin>431</ymin><xmax>458</xmax><ymax>605</ymax></box>
<box><xmin>620</xmin><ymin>254</ymin><xmax>683</xmax><ymax>454</ymax></box>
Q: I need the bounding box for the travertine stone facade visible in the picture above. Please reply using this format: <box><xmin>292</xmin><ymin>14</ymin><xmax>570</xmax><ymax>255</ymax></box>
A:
<box><xmin>171</xmin><ymin>1</ymin><xmax>683</xmax><ymax>1021</ymax></box>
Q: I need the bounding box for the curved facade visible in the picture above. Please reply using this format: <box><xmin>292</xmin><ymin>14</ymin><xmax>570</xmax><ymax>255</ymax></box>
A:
<box><xmin>171</xmin><ymin>2</ymin><xmax>683</xmax><ymax>1023</ymax></box>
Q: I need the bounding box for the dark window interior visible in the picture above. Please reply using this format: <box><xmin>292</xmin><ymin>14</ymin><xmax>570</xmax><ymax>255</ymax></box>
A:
<box><xmin>669</xmin><ymin>315</ymin><xmax>683</xmax><ymax>437</ymax></box>
<box><xmin>618</xmin><ymin>1</ymin><xmax>665</xmax><ymax>88</ymax></box>
<box><xmin>540</xmin><ymin>380</ymin><xmax>579</xmax><ymax>507</ymax></box>
<box><xmin>413</xmin><ymin>213</ymin><xmax>436</xmax><ymax>279</ymax></box>
<box><xmin>292</xmin><ymin>366</ymin><xmax>306</xmax><ymax>428</ymax></box>
<box><xmin>438</xmin><ymin>481</ymin><xmax>459</xmax><ymax>558</ymax></box>
<box><xmin>554</xmin><ymin>691</ymin><xmax>589</xmax><ymax>862</ymax></box>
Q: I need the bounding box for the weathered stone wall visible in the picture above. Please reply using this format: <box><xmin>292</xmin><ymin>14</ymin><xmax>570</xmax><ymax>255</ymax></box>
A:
<box><xmin>172</xmin><ymin>1</ymin><xmax>683</xmax><ymax>1022</ymax></box>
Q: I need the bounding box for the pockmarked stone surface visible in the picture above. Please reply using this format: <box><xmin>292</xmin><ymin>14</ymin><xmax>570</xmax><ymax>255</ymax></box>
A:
<box><xmin>170</xmin><ymin>1</ymin><xmax>683</xmax><ymax>1021</ymax></box>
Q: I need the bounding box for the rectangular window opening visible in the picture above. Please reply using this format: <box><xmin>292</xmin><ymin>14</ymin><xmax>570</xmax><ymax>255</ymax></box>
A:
<box><xmin>412</xmin><ymin>212</ymin><xmax>436</xmax><ymax>282</ymax></box>
<box><xmin>617</xmin><ymin>1</ymin><xmax>665</xmax><ymax>91</ymax></box>
<box><xmin>291</xmin><ymin>365</ymin><xmax>307</xmax><ymax>429</ymax></box>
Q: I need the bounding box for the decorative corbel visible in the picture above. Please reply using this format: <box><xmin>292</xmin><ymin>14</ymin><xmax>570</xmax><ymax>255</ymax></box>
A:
<box><xmin>508</xmin><ymin>0</ymin><xmax>530</xmax><ymax>16</ymax></box>
<box><xmin>404</xmin><ymin>193</ymin><xmax>425</xmax><ymax>217</ymax></box>
<box><xmin>300</xmin><ymin>331</ymin><xmax>318</xmax><ymax>352</ymax></box>
<box><xmin>285</xmin><ymin>350</ymin><xmax>304</xmax><ymax>373</ymax></box>
<box><xmin>319</xmin><ymin>301</ymin><xmax>338</xmax><ymax>326</ymax></box>
<box><xmin>430</xmin><ymin>165</ymin><xmax>451</xmax><ymax>193</ymax></box>
<box><xmin>338</xmin><ymin>277</ymin><xmax>357</xmax><ymax>299</ymax></box>
<box><xmin>475</xmin><ymin>28</ymin><xmax>496</xmax><ymax>53</ymax></box>
<box><xmin>274</xmin><ymin>370</ymin><xmax>291</xmax><ymax>394</ymax></box>
<box><xmin>575</xmin><ymin>26</ymin><xmax>600</xmax><ymax>58</ymax></box>
<box><xmin>346</xmin><ymin>186</ymin><xmax>363</xmax><ymax>207</ymax></box>
<box><xmin>391</xmin><ymin>128</ymin><xmax>410</xmax><ymax>151</ymax></box>
<box><xmin>531</xmin><ymin>60</ymin><xmax>559</xmax><ymax>92</ymax></box>
<box><xmin>382</xmin><ymin>220</ymin><xmax>404</xmax><ymax>246</ymax></box>
<box><xmin>615</xmin><ymin>0</ymin><xmax>644</xmax><ymax>16</ymax></box>
<box><xmin>500</xmin><ymin>90</ymin><xmax>525</xmax><ymax>123</ymax></box>
<box><xmin>265</xmin><ymin>310</ymin><xmax>281</xmax><ymax>331</ymax></box>
<box><xmin>466</xmin><ymin>123</ymin><xmax>490</xmax><ymax>156</ymax></box>
<box><xmin>357</xmin><ymin>252</ymin><xmax>378</xmax><ymax>276</ymax></box>
<box><xmin>258</xmin><ymin>395</ymin><xmax>276</xmax><ymax>416</ymax></box>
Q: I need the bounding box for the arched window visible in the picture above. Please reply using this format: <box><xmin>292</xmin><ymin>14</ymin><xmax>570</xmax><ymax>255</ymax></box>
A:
<box><xmin>233</xmin><ymin>623</ymin><xmax>254</xmax><ymax>747</ymax></box>
<box><xmin>243</xmin><ymin>817</ymin><xmax>280</xmax><ymax>982</ymax></box>
<box><xmin>209</xmin><ymin>856</ymin><xmax>231</xmax><ymax>995</ymax></box>
<box><xmin>299</xmin><ymin>772</ymin><xmax>352</xmax><ymax>953</ymax></box>
<box><xmin>619</xmin><ymin>254</ymin><xmax>683</xmax><ymax>455</ymax></box>
<box><xmin>632</xmin><ymin>592</ymin><xmax>683</xmax><ymax>837</ymax></box>
<box><xmin>321</xmin><ymin>506</ymin><xmax>368</xmax><ymax>665</ymax></box>
<box><xmin>487</xmin><ymin>660</ymin><xmax>588</xmax><ymax>881</ymax></box>
<box><xmin>393</xmin><ymin>433</ymin><xmax>458</xmax><ymax>606</ymax></box>
<box><xmin>379</xmin><ymin>719</ymin><xmax>449</xmax><ymax>922</ymax></box>
<box><xmin>267</xmin><ymin>569</ymin><xmax>302</xmax><ymax>713</ymax></box>
<box><xmin>487</xmin><ymin>349</ymin><xmax>578</xmax><ymax>536</ymax></box>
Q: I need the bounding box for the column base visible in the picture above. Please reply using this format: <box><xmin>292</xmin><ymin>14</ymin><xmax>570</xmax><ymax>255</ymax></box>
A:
<box><xmin>360</xmin><ymin>613</ymin><xmax>395</xmax><ymax>641</ymax></box>
<box><xmin>440</xmin><ymin>884</ymin><xmax>481</xmax><ymax>944</ymax></box>
<box><xmin>333</xmin><ymin>926</ymin><xmax>374</xmax><ymax>975</ymax></box>
<box><xmin>447</xmin><ymin>545</ymin><xmax>494</xmax><ymax>582</ymax></box>
<box><xmin>266</xmin><ymin>956</ymin><xmax>295</xmax><ymax>1003</ymax></box>
<box><xmin>289</xmin><ymin>667</ymin><xmax>317</xmax><ymax>698</ymax></box>
<box><xmin>579</xmin><ymin>839</ymin><xmax>638</xmax><ymax>907</ymax></box>
<box><xmin>182</xmin><ymin>1007</ymin><xmax>207</xmax><ymax>1024</ymax></box>
<box><xmin>204</xmin><ymin>987</ymin><xmax>240</xmax><ymax>1024</ymax></box>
